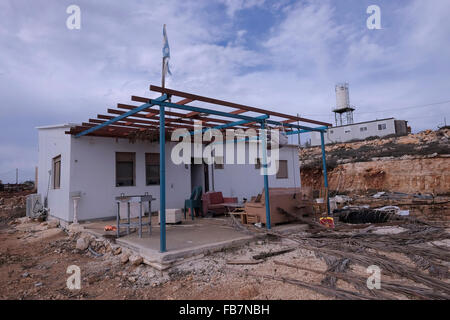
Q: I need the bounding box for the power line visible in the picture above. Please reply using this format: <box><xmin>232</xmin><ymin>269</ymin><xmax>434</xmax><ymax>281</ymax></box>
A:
<box><xmin>355</xmin><ymin>99</ymin><xmax>450</xmax><ymax>115</ymax></box>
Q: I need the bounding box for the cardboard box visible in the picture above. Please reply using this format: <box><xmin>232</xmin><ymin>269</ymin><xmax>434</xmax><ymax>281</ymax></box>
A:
<box><xmin>158</xmin><ymin>208</ymin><xmax>182</xmax><ymax>224</ymax></box>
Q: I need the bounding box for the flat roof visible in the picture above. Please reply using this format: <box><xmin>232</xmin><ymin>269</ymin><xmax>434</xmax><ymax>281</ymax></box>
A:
<box><xmin>330</xmin><ymin>117</ymin><xmax>405</xmax><ymax>129</ymax></box>
<box><xmin>36</xmin><ymin>123</ymin><xmax>78</xmax><ymax>130</ymax></box>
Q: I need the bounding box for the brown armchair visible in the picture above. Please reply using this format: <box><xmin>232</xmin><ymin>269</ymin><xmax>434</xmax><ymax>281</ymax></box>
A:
<box><xmin>201</xmin><ymin>191</ymin><xmax>238</xmax><ymax>216</ymax></box>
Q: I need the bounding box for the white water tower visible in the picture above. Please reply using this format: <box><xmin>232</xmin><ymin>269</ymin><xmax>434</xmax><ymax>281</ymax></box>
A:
<box><xmin>332</xmin><ymin>83</ymin><xmax>355</xmax><ymax>126</ymax></box>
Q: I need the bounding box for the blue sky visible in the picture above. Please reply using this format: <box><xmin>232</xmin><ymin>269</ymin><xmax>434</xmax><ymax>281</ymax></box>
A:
<box><xmin>0</xmin><ymin>0</ymin><xmax>449</xmax><ymax>182</ymax></box>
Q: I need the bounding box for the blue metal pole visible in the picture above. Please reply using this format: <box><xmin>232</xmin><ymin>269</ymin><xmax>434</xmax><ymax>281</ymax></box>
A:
<box><xmin>159</xmin><ymin>105</ymin><xmax>166</xmax><ymax>252</ymax></box>
<box><xmin>261</xmin><ymin>121</ymin><xmax>271</xmax><ymax>229</ymax></box>
<box><xmin>285</xmin><ymin>126</ymin><xmax>329</xmax><ymax>135</ymax></box>
<box><xmin>320</xmin><ymin>131</ymin><xmax>330</xmax><ymax>216</ymax></box>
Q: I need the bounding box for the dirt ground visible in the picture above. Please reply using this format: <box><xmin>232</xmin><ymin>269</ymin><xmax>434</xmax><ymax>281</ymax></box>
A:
<box><xmin>0</xmin><ymin>217</ymin><xmax>333</xmax><ymax>300</ymax></box>
<box><xmin>1</xmin><ymin>191</ymin><xmax>448</xmax><ymax>300</ymax></box>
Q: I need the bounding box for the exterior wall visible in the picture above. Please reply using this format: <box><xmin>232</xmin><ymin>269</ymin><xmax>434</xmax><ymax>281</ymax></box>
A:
<box><xmin>211</xmin><ymin>144</ymin><xmax>301</xmax><ymax>201</ymax></box>
<box><xmin>37</xmin><ymin>127</ymin><xmax>302</xmax><ymax>222</ymax></box>
<box><xmin>37</xmin><ymin>126</ymin><xmax>72</xmax><ymax>221</ymax></box>
<box><xmin>311</xmin><ymin>118</ymin><xmax>398</xmax><ymax>146</ymax></box>
<box><xmin>69</xmin><ymin>136</ymin><xmax>190</xmax><ymax>222</ymax></box>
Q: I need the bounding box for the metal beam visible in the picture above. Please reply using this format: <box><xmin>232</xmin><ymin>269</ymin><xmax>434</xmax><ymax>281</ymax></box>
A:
<box><xmin>151</xmin><ymin>99</ymin><xmax>328</xmax><ymax>133</ymax></box>
<box><xmin>149</xmin><ymin>85</ymin><xmax>332</xmax><ymax>127</ymax></box>
<box><xmin>160</xmin><ymin>104</ymin><xmax>166</xmax><ymax>253</ymax></box>
<box><xmin>150</xmin><ymin>99</ymin><xmax>269</xmax><ymax>123</ymax></box>
<box><xmin>75</xmin><ymin>95</ymin><xmax>168</xmax><ymax>138</ymax></box>
<box><xmin>320</xmin><ymin>131</ymin><xmax>330</xmax><ymax>216</ymax></box>
<box><xmin>285</xmin><ymin>126</ymin><xmax>329</xmax><ymax>135</ymax></box>
<box><xmin>261</xmin><ymin>121</ymin><xmax>271</xmax><ymax>229</ymax></box>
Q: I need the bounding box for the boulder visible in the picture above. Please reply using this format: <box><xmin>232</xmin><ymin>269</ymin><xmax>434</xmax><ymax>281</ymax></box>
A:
<box><xmin>129</xmin><ymin>255</ymin><xmax>143</xmax><ymax>266</ymax></box>
<box><xmin>120</xmin><ymin>253</ymin><xmax>130</xmax><ymax>264</ymax></box>
<box><xmin>76</xmin><ymin>236</ymin><xmax>90</xmax><ymax>251</ymax></box>
<box><xmin>113</xmin><ymin>246</ymin><xmax>122</xmax><ymax>256</ymax></box>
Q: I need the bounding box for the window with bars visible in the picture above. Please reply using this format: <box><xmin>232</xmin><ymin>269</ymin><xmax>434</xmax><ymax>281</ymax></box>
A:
<box><xmin>52</xmin><ymin>155</ymin><xmax>61</xmax><ymax>189</ymax></box>
<box><xmin>145</xmin><ymin>153</ymin><xmax>160</xmax><ymax>185</ymax></box>
<box><xmin>116</xmin><ymin>152</ymin><xmax>135</xmax><ymax>187</ymax></box>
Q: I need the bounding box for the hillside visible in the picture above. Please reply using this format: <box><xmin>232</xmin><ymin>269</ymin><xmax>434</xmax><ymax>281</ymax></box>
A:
<box><xmin>300</xmin><ymin>128</ymin><xmax>450</xmax><ymax>195</ymax></box>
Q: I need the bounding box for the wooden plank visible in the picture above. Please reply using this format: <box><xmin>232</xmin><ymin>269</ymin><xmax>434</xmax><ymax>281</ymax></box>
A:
<box><xmin>116</xmin><ymin>103</ymin><xmax>258</xmax><ymax>129</ymax></box>
<box><xmin>149</xmin><ymin>85</ymin><xmax>332</xmax><ymax>127</ymax></box>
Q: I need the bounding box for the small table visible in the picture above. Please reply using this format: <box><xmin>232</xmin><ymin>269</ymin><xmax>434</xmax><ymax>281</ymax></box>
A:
<box><xmin>115</xmin><ymin>193</ymin><xmax>156</xmax><ymax>238</ymax></box>
<box><xmin>224</xmin><ymin>203</ymin><xmax>247</xmax><ymax>224</ymax></box>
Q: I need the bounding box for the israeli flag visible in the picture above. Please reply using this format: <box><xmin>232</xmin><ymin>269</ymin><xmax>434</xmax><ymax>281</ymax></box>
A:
<box><xmin>162</xmin><ymin>24</ymin><xmax>172</xmax><ymax>76</ymax></box>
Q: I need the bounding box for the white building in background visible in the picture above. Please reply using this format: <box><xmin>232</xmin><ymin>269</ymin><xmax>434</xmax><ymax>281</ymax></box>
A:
<box><xmin>36</xmin><ymin>124</ymin><xmax>301</xmax><ymax>224</ymax></box>
<box><xmin>310</xmin><ymin>118</ymin><xmax>408</xmax><ymax>146</ymax></box>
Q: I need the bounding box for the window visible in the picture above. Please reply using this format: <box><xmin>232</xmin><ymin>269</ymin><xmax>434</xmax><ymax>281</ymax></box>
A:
<box><xmin>276</xmin><ymin>160</ymin><xmax>288</xmax><ymax>179</ymax></box>
<box><xmin>52</xmin><ymin>155</ymin><xmax>61</xmax><ymax>189</ymax></box>
<box><xmin>360</xmin><ymin>127</ymin><xmax>368</xmax><ymax>132</ymax></box>
<box><xmin>330</xmin><ymin>130</ymin><xmax>334</xmax><ymax>134</ymax></box>
<box><xmin>116</xmin><ymin>152</ymin><xmax>135</xmax><ymax>187</ymax></box>
<box><xmin>345</xmin><ymin>130</ymin><xmax>351</xmax><ymax>134</ymax></box>
<box><xmin>378</xmin><ymin>123</ymin><xmax>387</xmax><ymax>130</ymax></box>
<box><xmin>145</xmin><ymin>153</ymin><xmax>160</xmax><ymax>185</ymax></box>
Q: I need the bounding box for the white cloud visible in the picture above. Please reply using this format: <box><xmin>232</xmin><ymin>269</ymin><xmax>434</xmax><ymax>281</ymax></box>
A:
<box><xmin>219</xmin><ymin>0</ymin><xmax>265</xmax><ymax>17</ymax></box>
<box><xmin>0</xmin><ymin>0</ymin><xmax>449</xmax><ymax>178</ymax></box>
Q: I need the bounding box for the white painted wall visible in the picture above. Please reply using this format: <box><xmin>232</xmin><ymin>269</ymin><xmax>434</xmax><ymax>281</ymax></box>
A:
<box><xmin>211</xmin><ymin>144</ymin><xmax>301</xmax><ymax>201</ymax></box>
<box><xmin>37</xmin><ymin>127</ymin><xmax>302</xmax><ymax>222</ymax></box>
<box><xmin>69</xmin><ymin>136</ymin><xmax>191</xmax><ymax>221</ymax></box>
<box><xmin>311</xmin><ymin>118</ymin><xmax>398</xmax><ymax>146</ymax></box>
<box><xmin>37</xmin><ymin>125</ymin><xmax>73</xmax><ymax>221</ymax></box>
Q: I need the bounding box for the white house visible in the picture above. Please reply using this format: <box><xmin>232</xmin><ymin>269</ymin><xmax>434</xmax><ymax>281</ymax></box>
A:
<box><xmin>37</xmin><ymin>124</ymin><xmax>301</xmax><ymax>224</ymax></box>
<box><xmin>310</xmin><ymin>118</ymin><xmax>408</xmax><ymax>146</ymax></box>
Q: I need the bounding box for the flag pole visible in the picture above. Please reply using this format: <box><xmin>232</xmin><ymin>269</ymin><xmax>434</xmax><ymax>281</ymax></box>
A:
<box><xmin>161</xmin><ymin>24</ymin><xmax>166</xmax><ymax>89</ymax></box>
<box><xmin>159</xmin><ymin>24</ymin><xmax>167</xmax><ymax>252</ymax></box>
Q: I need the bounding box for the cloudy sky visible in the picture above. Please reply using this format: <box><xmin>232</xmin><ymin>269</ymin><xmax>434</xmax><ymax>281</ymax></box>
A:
<box><xmin>0</xmin><ymin>0</ymin><xmax>449</xmax><ymax>182</ymax></box>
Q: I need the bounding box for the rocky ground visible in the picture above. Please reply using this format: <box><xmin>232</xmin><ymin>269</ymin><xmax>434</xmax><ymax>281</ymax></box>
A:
<box><xmin>1</xmin><ymin>193</ymin><xmax>449</xmax><ymax>300</ymax></box>
<box><xmin>0</xmin><ymin>215</ymin><xmax>335</xmax><ymax>300</ymax></box>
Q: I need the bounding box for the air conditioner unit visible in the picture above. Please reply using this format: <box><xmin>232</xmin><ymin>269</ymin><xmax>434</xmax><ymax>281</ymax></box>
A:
<box><xmin>26</xmin><ymin>194</ymin><xmax>42</xmax><ymax>218</ymax></box>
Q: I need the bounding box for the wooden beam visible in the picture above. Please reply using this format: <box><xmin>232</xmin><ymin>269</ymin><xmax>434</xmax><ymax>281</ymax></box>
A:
<box><xmin>120</xmin><ymin>102</ymin><xmax>257</xmax><ymax>128</ymax></box>
<box><xmin>149</xmin><ymin>85</ymin><xmax>332</xmax><ymax>127</ymax></box>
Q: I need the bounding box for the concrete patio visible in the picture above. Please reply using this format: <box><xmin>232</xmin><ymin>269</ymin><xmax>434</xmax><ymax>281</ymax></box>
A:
<box><xmin>82</xmin><ymin>215</ymin><xmax>258</xmax><ymax>269</ymax></box>
<box><xmin>80</xmin><ymin>215</ymin><xmax>310</xmax><ymax>270</ymax></box>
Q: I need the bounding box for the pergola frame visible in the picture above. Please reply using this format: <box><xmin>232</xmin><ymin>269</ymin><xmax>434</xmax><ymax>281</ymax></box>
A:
<box><xmin>67</xmin><ymin>85</ymin><xmax>332</xmax><ymax>252</ymax></box>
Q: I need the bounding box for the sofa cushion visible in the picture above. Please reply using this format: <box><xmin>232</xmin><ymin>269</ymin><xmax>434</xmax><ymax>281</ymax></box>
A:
<box><xmin>208</xmin><ymin>192</ymin><xmax>224</xmax><ymax>204</ymax></box>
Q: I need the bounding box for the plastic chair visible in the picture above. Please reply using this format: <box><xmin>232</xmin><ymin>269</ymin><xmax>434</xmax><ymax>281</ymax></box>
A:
<box><xmin>184</xmin><ymin>186</ymin><xmax>203</xmax><ymax>220</ymax></box>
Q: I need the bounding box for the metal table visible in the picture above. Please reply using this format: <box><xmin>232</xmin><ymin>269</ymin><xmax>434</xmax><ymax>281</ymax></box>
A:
<box><xmin>115</xmin><ymin>193</ymin><xmax>156</xmax><ymax>238</ymax></box>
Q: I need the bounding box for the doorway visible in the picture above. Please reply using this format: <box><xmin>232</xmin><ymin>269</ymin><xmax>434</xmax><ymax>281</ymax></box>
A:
<box><xmin>190</xmin><ymin>159</ymin><xmax>209</xmax><ymax>193</ymax></box>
